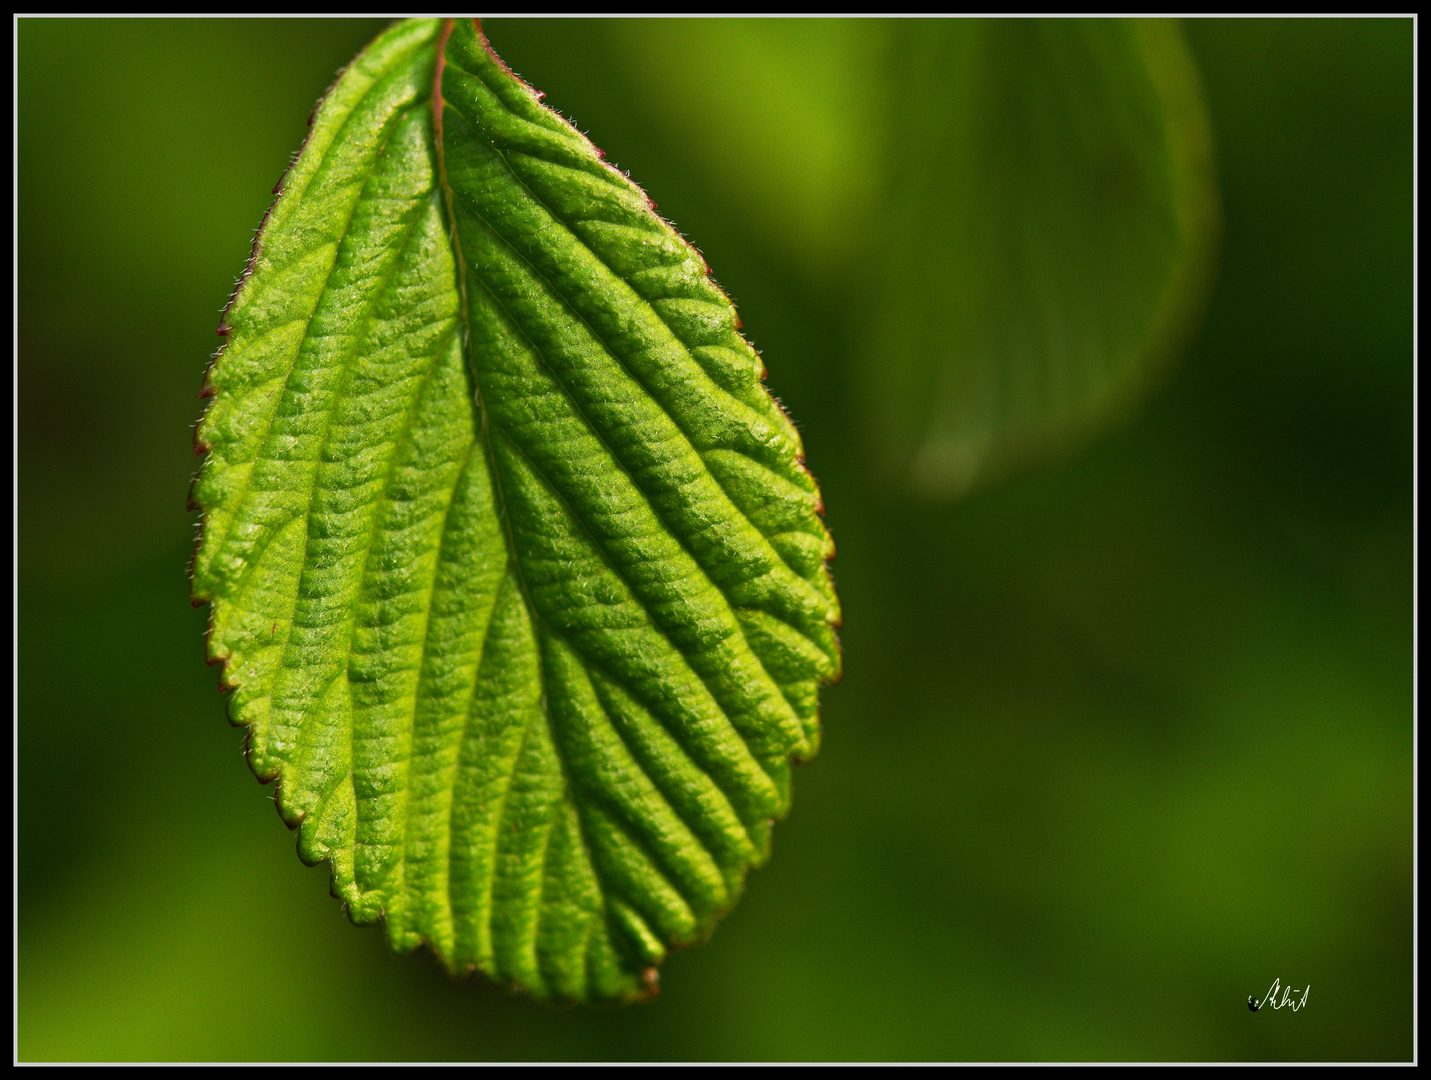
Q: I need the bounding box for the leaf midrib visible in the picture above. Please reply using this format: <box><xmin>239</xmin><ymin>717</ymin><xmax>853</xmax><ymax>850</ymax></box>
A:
<box><xmin>432</xmin><ymin>27</ymin><xmax>590</xmax><ymax>990</ymax></box>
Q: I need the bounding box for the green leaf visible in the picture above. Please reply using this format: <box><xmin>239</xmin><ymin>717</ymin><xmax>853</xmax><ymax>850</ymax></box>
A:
<box><xmin>860</xmin><ymin>18</ymin><xmax>1219</xmax><ymax>499</ymax></box>
<box><xmin>191</xmin><ymin>17</ymin><xmax>839</xmax><ymax>1004</ymax></box>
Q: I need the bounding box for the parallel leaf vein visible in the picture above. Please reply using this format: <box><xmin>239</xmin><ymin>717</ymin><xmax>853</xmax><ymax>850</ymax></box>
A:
<box><xmin>452</xmin><ymin>185</ymin><xmax>798</xmax><ymax>743</ymax></box>
<box><xmin>484</xmin><ymin>405</ymin><xmax>768</xmax><ymax>808</ymax></box>
<box><xmin>211</xmin><ymin>90</ymin><xmax>432</xmax><ymax>584</ymax></box>
<box><xmin>222</xmin><ymin>106</ymin><xmax>436</xmax><ymax>622</ymax></box>
<box><xmin>443</xmin><ymin>58</ymin><xmax>824</xmax><ymax>644</ymax></box>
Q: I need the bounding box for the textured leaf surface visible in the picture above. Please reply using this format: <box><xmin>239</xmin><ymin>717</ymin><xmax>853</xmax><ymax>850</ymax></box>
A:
<box><xmin>861</xmin><ymin>18</ymin><xmax>1219</xmax><ymax>499</ymax></box>
<box><xmin>191</xmin><ymin>17</ymin><xmax>839</xmax><ymax>1003</ymax></box>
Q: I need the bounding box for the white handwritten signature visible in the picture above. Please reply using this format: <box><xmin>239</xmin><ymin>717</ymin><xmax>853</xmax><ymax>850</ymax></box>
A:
<box><xmin>1248</xmin><ymin>980</ymin><xmax>1310</xmax><ymax>1012</ymax></box>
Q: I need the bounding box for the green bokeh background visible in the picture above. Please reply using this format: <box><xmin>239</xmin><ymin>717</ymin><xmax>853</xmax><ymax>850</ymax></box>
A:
<box><xmin>18</xmin><ymin>17</ymin><xmax>1411</xmax><ymax>1062</ymax></box>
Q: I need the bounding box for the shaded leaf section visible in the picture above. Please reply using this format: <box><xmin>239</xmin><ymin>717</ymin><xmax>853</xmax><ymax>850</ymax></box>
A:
<box><xmin>434</xmin><ymin>17</ymin><xmax>839</xmax><ymax>997</ymax></box>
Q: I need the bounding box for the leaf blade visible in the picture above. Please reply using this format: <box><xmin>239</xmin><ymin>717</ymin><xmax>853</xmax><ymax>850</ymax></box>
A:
<box><xmin>192</xmin><ymin>17</ymin><xmax>838</xmax><ymax>1003</ymax></box>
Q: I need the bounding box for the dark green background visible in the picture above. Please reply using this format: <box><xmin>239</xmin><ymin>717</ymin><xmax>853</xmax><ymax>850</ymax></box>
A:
<box><xmin>18</xmin><ymin>17</ymin><xmax>1412</xmax><ymax>1062</ymax></box>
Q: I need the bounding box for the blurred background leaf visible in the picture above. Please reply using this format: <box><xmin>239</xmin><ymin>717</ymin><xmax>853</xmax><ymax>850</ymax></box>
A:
<box><xmin>18</xmin><ymin>17</ymin><xmax>1411</xmax><ymax>1062</ymax></box>
<box><xmin>862</xmin><ymin>19</ymin><xmax>1218</xmax><ymax>498</ymax></box>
